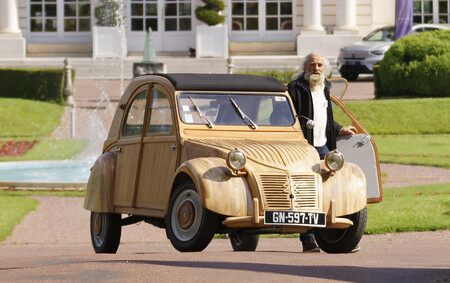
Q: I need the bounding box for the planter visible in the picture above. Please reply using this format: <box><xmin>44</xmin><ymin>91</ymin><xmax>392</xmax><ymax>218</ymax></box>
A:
<box><xmin>92</xmin><ymin>26</ymin><xmax>127</xmax><ymax>58</ymax></box>
<box><xmin>195</xmin><ymin>25</ymin><xmax>228</xmax><ymax>58</ymax></box>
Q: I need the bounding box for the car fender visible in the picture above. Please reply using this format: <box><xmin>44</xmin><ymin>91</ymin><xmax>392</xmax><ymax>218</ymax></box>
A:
<box><xmin>174</xmin><ymin>157</ymin><xmax>252</xmax><ymax>217</ymax></box>
<box><xmin>322</xmin><ymin>162</ymin><xmax>367</xmax><ymax>217</ymax></box>
<box><xmin>84</xmin><ymin>152</ymin><xmax>116</xmax><ymax>212</ymax></box>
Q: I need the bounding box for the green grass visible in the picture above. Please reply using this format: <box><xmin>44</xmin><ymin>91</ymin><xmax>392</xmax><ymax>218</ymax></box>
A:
<box><xmin>0</xmin><ymin>98</ymin><xmax>64</xmax><ymax>138</ymax></box>
<box><xmin>366</xmin><ymin>183</ymin><xmax>450</xmax><ymax>234</ymax></box>
<box><xmin>373</xmin><ymin>134</ymin><xmax>450</xmax><ymax>168</ymax></box>
<box><xmin>0</xmin><ymin>194</ymin><xmax>38</xmax><ymax>241</ymax></box>
<box><xmin>0</xmin><ymin>138</ymin><xmax>87</xmax><ymax>161</ymax></box>
<box><xmin>333</xmin><ymin>97</ymin><xmax>450</xmax><ymax>135</ymax></box>
<box><xmin>0</xmin><ymin>190</ymin><xmax>85</xmax><ymax>242</ymax></box>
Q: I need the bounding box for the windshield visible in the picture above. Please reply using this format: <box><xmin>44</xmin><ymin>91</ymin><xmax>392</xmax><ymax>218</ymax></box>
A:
<box><xmin>363</xmin><ymin>27</ymin><xmax>395</xmax><ymax>42</ymax></box>
<box><xmin>177</xmin><ymin>92</ymin><xmax>295</xmax><ymax>127</ymax></box>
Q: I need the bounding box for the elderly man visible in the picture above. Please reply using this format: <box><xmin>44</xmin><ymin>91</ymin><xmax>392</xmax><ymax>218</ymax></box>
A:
<box><xmin>288</xmin><ymin>53</ymin><xmax>357</xmax><ymax>252</ymax></box>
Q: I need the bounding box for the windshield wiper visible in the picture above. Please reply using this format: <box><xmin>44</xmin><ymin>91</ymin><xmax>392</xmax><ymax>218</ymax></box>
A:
<box><xmin>189</xmin><ymin>96</ymin><xmax>214</xmax><ymax>128</ymax></box>
<box><xmin>229</xmin><ymin>98</ymin><xmax>258</xmax><ymax>129</ymax></box>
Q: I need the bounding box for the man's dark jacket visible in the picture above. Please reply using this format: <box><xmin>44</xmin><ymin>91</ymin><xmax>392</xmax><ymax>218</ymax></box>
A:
<box><xmin>287</xmin><ymin>74</ymin><xmax>342</xmax><ymax>150</ymax></box>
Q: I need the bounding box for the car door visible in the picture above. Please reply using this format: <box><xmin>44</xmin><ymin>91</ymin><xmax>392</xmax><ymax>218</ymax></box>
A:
<box><xmin>114</xmin><ymin>86</ymin><xmax>149</xmax><ymax>208</ymax></box>
<box><xmin>134</xmin><ymin>85</ymin><xmax>179</xmax><ymax>216</ymax></box>
<box><xmin>329</xmin><ymin>78</ymin><xmax>383</xmax><ymax>203</ymax></box>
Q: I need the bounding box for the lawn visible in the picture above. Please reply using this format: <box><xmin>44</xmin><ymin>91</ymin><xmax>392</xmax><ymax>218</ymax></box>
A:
<box><xmin>0</xmin><ymin>98</ymin><xmax>87</xmax><ymax>161</ymax></box>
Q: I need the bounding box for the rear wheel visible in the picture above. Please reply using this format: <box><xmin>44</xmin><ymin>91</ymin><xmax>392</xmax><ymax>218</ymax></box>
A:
<box><xmin>341</xmin><ymin>72</ymin><xmax>359</xmax><ymax>81</ymax></box>
<box><xmin>314</xmin><ymin>207</ymin><xmax>367</xmax><ymax>253</ymax></box>
<box><xmin>165</xmin><ymin>180</ymin><xmax>219</xmax><ymax>252</ymax></box>
<box><xmin>229</xmin><ymin>232</ymin><xmax>260</xmax><ymax>251</ymax></box>
<box><xmin>90</xmin><ymin>212</ymin><xmax>121</xmax><ymax>253</ymax></box>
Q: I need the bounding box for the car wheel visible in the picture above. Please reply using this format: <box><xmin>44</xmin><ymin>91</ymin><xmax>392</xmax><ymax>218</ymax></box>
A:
<box><xmin>90</xmin><ymin>212</ymin><xmax>121</xmax><ymax>253</ymax></box>
<box><xmin>165</xmin><ymin>180</ymin><xmax>219</xmax><ymax>252</ymax></box>
<box><xmin>229</xmin><ymin>232</ymin><xmax>260</xmax><ymax>251</ymax></box>
<box><xmin>341</xmin><ymin>72</ymin><xmax>359</xmax><ymax>81</ymax></box>
<box><xmin>314</xmin><ymin>207</ymin><xmax>367</xmax><ymax>253</ymax></box>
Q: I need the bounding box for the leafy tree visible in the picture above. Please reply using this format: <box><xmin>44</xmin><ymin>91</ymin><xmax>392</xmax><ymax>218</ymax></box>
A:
<box><xmin>94</xmin><ymin>0</ymin><xmax>120</xmax><ymax>27</ymax></box>
<box><xmin>195</xmin><ymin>0</ymin><xmax>225</xmax><ymax>26</ymax></box>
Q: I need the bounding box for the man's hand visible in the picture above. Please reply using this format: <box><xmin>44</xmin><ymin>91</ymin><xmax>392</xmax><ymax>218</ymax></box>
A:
<box><xmin>339</xmin><ymin>125</ymin><xmax>357</xmax><ymax>136</ymax></box>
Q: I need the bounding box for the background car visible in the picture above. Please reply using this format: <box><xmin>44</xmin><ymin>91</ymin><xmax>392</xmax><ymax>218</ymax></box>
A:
<box><xmin>337</xmin><ymin>24</ymin><xmax>449</xmax><ymax>81</ymax></box>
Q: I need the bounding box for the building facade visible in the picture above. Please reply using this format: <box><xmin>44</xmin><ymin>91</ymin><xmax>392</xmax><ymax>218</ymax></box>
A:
<box><xmin>1</xmin><ymin>0</ymin><xmax>449</xmax><ymax>57</ymax></box>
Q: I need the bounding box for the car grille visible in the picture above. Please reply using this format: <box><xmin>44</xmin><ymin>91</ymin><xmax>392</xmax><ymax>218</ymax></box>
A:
<box><xmin>258</xmin><ymin>172</ymin><xmax>319</xmax><ymax>210</ymax></box>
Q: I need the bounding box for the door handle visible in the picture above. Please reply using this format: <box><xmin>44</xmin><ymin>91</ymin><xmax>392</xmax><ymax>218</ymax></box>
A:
<box><xmin>171</xmin><ymin>144</ymin><xmax>176</xmax><ymax>150</ymax></box>
<box><xmin>116</xmin><ymin>147</ymin><xmax>122</xmax><ymax>153</ymax></box>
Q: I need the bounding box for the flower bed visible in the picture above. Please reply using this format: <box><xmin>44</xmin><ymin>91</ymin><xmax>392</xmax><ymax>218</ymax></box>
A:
<box><xmin>0</xmin><ymin>140</ymin><xmax>39</xmax><ymax>157</ymax></box>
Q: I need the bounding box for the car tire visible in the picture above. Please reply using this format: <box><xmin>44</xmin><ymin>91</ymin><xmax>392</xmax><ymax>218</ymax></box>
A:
<box><xmin>341</xmin><ymin>72</ymin><xmax>359</xmax><ymax>82</ymax></box>
<box><xmin>313</xmin><ymin>206</ymin><xmax>367</xmax><ymax>253</ymax></box>
<box><xmin>165</xmin><ymin>180</ymin><xmax>219</xmax><ymax>252</ymax></box>
<box><xmin>90</xmin><ymin>212</ymin><xmax>121</xmax><ymax>254</ymax></box>
<box><xmin>229</xmin><ymin>232</ymin><xmax>260</xmax><ymax>251</ymax></box>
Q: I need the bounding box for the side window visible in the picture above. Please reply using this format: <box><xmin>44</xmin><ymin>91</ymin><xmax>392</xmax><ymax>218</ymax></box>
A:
<box><xmin>147</xmin><ymin>89</ymin><xmax>173</xmax><ymax>134</ymax></box>
<box><xmin>122</xmin><ymin>90</ymin><xmax>148</xmax><ymax>137</ymax></box>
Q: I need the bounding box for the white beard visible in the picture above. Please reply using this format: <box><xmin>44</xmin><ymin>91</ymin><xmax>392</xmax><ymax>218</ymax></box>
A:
<box><xmin>305</xmin><ymin>70</ymin><xmax>325</xmax><ymax>86</ymax></box>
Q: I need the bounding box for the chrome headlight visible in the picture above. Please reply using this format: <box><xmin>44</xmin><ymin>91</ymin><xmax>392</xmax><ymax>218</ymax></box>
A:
<box><xmin>226</xmin><ymin>149</ymin><xmax>246</xmax><ymax>170</ymax></box>
<box><xmin>324</xmin><ymin>150</ymin><xmax>345</xmax><ymax>171</ymax></box>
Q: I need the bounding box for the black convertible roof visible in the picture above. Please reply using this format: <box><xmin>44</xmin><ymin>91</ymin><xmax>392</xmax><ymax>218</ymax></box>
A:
<box><xmin>156</xmin><ymin>73</ymin><xmax>287</xmax><ymax>92</ymax></box>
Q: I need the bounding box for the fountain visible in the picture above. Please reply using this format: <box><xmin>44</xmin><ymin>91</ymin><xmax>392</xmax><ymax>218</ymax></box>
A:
<box><xmin>0</xmin><ymin>2</ymin><xmax>127</xmax><ymax>190</ymax></box>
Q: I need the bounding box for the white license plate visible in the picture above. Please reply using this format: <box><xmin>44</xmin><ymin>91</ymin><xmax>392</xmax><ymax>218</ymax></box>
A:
<box><xmin>264</xmin><ymin>211</ymin><xmax>326</xmax><ymax>227</ymax></box>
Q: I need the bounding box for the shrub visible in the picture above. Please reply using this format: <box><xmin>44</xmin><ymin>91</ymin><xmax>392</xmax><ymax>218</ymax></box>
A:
<box><xmin>195</xmin><ymin>0</ymin><xmax>225</xmax><ymax>26</ymax></box>
<box><xmin>0</xmin><ymin>68</ymin><xmax>66</xmax><ymax>104</ymax></box>
<box><xmin>378</xmin><ymin>30</ymin><xmax>450</xmax><ymax>98</ymax></box>
<box><xmin>94</xmin><ymin>0</ymin><xmax>120</xmax><ymax>27</ymax></box>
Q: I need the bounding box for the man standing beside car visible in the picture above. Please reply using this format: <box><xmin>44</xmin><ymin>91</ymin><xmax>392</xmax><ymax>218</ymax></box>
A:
<box><xmin>287</xmin><ymin>53</ymin><xmax>357</xmax><ymax>252</ymax></box>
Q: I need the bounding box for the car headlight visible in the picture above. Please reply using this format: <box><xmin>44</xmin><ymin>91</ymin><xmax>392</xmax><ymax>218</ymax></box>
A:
<box><xmin>226</xmin><ymin>149</ymin><xmax>246</xmax><ymax>170</ymax></box>
<box><xmin>324</xmin><ymin>150</ymin><xmax>345</xmax><ymax>171</ymax></box>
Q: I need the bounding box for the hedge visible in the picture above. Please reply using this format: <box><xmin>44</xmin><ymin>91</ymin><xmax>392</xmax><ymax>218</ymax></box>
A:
<box><xmin>0</xmin><ymin>68</ymin><xmax>67</xmax><ymax>105</ymax></box>
<box><xmin>378</xmin><ymin>30</ymin><xmax>450</xmax><ymax>98</ymax></box>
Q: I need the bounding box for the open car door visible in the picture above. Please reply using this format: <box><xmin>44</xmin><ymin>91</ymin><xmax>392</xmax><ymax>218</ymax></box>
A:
<box><xmin>329</xmin><ymin>78</ymin><xmax>383</xmax><ymax>203</ymax></box>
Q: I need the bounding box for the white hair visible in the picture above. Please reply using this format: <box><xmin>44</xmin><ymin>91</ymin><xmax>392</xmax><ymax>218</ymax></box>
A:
<box><xmin>291</xmin><ymin>53</ymin><xmax>332</xmax><ymax>81</ymax></box>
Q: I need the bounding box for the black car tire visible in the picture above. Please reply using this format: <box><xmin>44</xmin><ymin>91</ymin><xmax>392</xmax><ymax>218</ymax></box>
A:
<box><xmin>229</xmin><ymin>232</ymin><xmax>260</xmax><ymax>251</ymax></box>
<box><xmin>341</xmin><ymin>72</ymin><xmax>359</xmax><ymax>82</ymax></box>
<box><xmin>90</xmin><ymin>212</ymin><xmax>122</xmax><ymax>253</ymax></box>
<box><xmin>314</xmin><ymin>206</ymin><xmax>367</xmax><ymax>253</ymax></box>
<box><xmin>165</xmin><ymin>180</ymin><xmax>219</xmax><ymax>252</ymax></box>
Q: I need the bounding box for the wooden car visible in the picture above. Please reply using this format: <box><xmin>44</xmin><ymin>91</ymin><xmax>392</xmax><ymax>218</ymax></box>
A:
<box><xmin>84</xmin><ymin>74</ymin><xmax>382</xmax><ymax>253</ymax></box>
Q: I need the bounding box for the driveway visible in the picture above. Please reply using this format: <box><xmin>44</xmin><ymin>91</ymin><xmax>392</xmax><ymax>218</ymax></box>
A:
<box><xmin>1</xmin><ymin>196</ymin><xmax>449</xmax><ymax>282</ymax></box>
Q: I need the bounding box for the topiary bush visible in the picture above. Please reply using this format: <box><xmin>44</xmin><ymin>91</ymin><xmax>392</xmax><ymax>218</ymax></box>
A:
<box><xmin>195</xmin><ymin>0</ymin><xmax>225</xmax><ymax>26</ymax></box>
<box><xmin>94</xmin><ymin>0</ymin><xmax>120</xmax><ymax>27</ymax></box>
<box><xmin>378</xmin><ymin>30</ymin><xmax>450</xmax><ymax>98</ymax></box>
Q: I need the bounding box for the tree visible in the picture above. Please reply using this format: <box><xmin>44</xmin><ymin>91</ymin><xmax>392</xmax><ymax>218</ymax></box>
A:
<box><xmin>195</xmin><ymin>0</ymin><xmax>225</xmax><ymax>26</ymax></box>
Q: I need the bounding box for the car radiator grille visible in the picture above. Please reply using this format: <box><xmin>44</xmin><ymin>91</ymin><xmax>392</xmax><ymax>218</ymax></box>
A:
<box><xmin>259</xmin><ymin>173</ymin><xmax>319</xmax><ymax>210</ymax></box>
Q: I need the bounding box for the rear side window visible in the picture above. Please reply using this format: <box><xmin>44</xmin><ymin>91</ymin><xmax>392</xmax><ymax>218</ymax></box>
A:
<box><xmin>122</xmin><ymin>90</ymin><xmax>147</xmax><ymax>137</ymax></box>
<box><xmin>147</xmin><ymin>89</ymin><xmax>173</xmax><ymax>134</ymax></box>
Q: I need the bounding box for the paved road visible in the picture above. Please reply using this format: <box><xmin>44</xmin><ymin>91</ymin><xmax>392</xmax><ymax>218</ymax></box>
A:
<box><xmin>1</xmin><ymin>196</ymin><xmax>449</xmax><ymax>282</ymax></box>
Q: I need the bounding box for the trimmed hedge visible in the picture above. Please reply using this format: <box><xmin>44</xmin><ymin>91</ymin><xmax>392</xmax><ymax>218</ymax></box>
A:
<box><xmin>237</xmin><ymin>69</ymin><xmax>297</xmax><ymax>85</ymax></box>
<box><xmin>0</xmin><ymin>68</ymin><xmax>66</xmax><ymax>104</ymax></box>
<box><xmin>378</xmin><ymin>30</ymin><xmax>450</xmax><ymax>98</ymax></box>
<box><xmin>195</xmin><ymin>0</ymin><xmax>225</xmax><ymax>26</ymax></box>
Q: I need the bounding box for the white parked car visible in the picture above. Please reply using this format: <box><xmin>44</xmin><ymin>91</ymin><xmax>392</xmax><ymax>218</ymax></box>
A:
<box><xmin>337</xmin><ymin>24</ymin><xmax>449</xmax><ymax>81</ymax></box>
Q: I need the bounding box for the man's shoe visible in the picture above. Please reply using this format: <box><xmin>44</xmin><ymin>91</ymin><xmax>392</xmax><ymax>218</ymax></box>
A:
<box><xmin>302</xmin><ymin>242</ymin><xmax>320</xmax><ymax>253</ymax></box>
<box><xmin>350</xmin><ymin>246</ymin><xmax>361</xmax><ymax>253</ymax></box>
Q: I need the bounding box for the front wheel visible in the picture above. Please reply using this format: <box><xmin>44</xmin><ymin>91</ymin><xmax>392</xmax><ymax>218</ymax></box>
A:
<box><xmin>90</xmin><ymin>212</ymin><xmax>121</xmax><ymax>253</ymax></box>
<box><xmin>229</xmin><ymin>232</ymin><xmax>260</xmax><ymax>251</ymax></box>
<box><xmin>314</xmin><ymin>207</ymin><xmax>367</xmax><ymax>253</ymax></box>
<box><xmin>165</xmin><ymin>180</ymin><xmax>219</xmax><ymax>252</ymax></box>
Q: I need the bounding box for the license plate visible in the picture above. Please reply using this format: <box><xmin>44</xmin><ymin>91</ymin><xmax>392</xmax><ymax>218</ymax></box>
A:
<box><xmin>264</xmin><ymin>211</ymin><xmax>326</xmax><ymax>227</ymax></box>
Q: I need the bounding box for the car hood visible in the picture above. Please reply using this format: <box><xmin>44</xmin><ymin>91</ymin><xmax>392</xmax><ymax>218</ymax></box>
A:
<box><xmin>184</xmin><ymin>138</ymin><xmax>320</xmax><ymax>171</ymax></box>
<box><xmin>340</xmin><ymin>41</ymin><xmax>394</xmax><ymax>52</ymax></box>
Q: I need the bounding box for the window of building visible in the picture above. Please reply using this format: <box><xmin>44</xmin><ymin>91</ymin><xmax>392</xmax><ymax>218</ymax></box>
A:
<box><xmin>265</xmin><ymin>0</ymin><xmax>292</xmax><ymax>30</ymax></box>
<box><xmin>30</xmin><ymin>0</ymin><xmax>91</xmax><ymax>33</ymax></box>
<box><xmin>30</xmin><ymin>0</ymin><xmax>58</xmax><ymax>32</ymax></box>
<box><xmin>64</xmin><ymin>0</ymin><xmax>91</xmax><ymax>32</ymax></box>
<box><xmin>413</xmin><ymin>0</ymin><xmax>449</xmax><ymax>24</ymax></box>
<box><xmin>164</xmin><ymin>0</ymin><xmax>192</xmax><ymax>31</ymax></box>
<box><xmin>231</xmin><ymin>0</ymin><xmax>259</xmax><ymax>30</ymax></box>
<box><xmin>131</xmin><ymin>0</ymin><xmax>158</xmax><ymax>31</ymax></box>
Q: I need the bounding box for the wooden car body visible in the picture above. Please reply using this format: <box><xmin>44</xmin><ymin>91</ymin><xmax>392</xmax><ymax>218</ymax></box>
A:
<box><xmin>84</xmin><ymin>73</ymin><xmax>382</xmax><ymax>253</ymax></box>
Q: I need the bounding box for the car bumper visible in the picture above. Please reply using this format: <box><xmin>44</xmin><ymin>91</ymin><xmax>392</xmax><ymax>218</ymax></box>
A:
<box><xmin>337</xmin><ymin>56</ymin><xmax>382</xmax><ymax>74</ymax></box>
